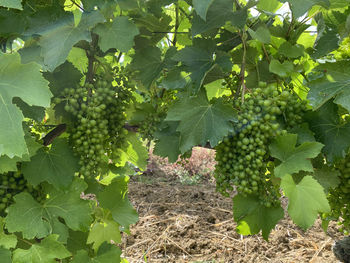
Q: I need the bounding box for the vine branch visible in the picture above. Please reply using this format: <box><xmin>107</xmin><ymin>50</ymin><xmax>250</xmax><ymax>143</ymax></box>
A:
<box><xmin>173</xmin><ymin>2</ymin><xmax>179</xmax><ymax>46</ymax></box>
<box><xmin>235</xmin><ymin>31</ymin><xmax>247</xmax><ymax>102</ymax></box>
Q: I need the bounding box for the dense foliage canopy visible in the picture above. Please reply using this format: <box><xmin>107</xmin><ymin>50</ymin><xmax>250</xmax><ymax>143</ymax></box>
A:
<box><xmin>0</xmin><ymin>0</ymin><xmax>350</xmax><ymax>261</ymax></box>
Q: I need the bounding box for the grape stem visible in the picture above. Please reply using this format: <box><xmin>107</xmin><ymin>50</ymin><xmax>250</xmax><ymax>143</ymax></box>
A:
<box><xmin>236</xmin><ymin>30</ymin><xmax>247</xmax><ymax>102</ymax></box>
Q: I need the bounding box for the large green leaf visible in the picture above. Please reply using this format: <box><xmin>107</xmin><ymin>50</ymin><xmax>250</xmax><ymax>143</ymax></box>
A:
<box><xmin>5</xmin><ymin>178</ymin><xmax>92</xmax><ymax>239</ymax></box>
<box><xmin>130</xmin><ymin>46</ymin><xmax>163</xmax><ymax>88</ymax></box>
<box><xmin>0</xmin><ymin>131</ymin><xmax>42</xmax><ymax>173</ymax></box>
<box><xmin>193</xmin><ymin>0</ymin><xmax>214</xmax><ymax>20</ymax></box>
<box><xmin>0</xmin><ymin>218</ymin><xmax>17</xmax><ymax>249</ymax></box>
<box><xmin>172</xmin><ymin>38</ymin><xmax>217</xmax><ymax>92</ymax></box>
<box><xmin>94</xmin><ymin>16</ymin><xmax>139</xmax><ymax>52</ymax></box>
<box><xmin>281</xmin><ymin>174</ymin><xmax>330</xmax><ymax>229</ymax></box>
<box><xmin>98</xmin><ymin>176</ymin><xmax>138</xmax><ymax>228</ymax></box>
<box><xmin>118</xmin><ymin>132</ymin><xmax>148</xmax><ymax>170</ymax></box>
<box><xmin>257</xmin><ymin>0</ymin><xmax>282</xmax><ymax>12</ymax></box>
<box><xmin>44</xmin><ymin>61</ymin><xmax>82</xmax><ymax>97</ymax></box>
<box><xmin>67</xmin><ymin>47</ymin><xmax>88</xmax><ymax>73</ymax></box>
<box><xmin>0</xmin><ymin>53</ymin><xmax>51</xmax><ymax>158</ymax></box>
<box><xmin>313</xmin><ymin>166</ymin><xmax>340</xmax><ymax>193</ymax></box>
<box><xmin>12</xmin><ymin>235</ymin><xmax>71</xmax><ymax>263</ymax></box>
<box><xmin>248</xmin><ymin>26</ymin><xmax>270</xmax><ymax>43</ymax></box>
<box><xmin>154</xmin><ymin>122</ymin><xmax>181</xmax><ymax>163</ymax></box>
<box><xmin>38</xmin><ymin>11</ymin><xmax>104</xmax><ymax>71</ymax></box>
<box><xmin>311</xmin><ymin>30</ymin><xmax>339</xmax><ymax>59</ymax></box>
<box><xmin>0</xmin><ymin>0</ymin><xmax>22</xmax><ymax>10</ymax></box>
<box><xmin>192</xmin><ymin>0</ymin><xmax>235</xmax><ymax>35</ymax></box>
<box><xmin>87</xmin><ymin>211</ymin><xmax>121</xmax><ymax>251</ymax></box>
<box><xmin>305</xmin><ymin>100</ymin><xmax>350</xmax><ymax>162</ymax></box>
<box><xmin>278</xmin><ymin>42</ymin><xmax>304</xmax><ymax>58</ymax></box>
<box><xmin>233</xmin><ymin>195</ymin><xmax>284</xmax><ymax>240</ymax></box>
<box><xmin>22</xmin><ymin>138</ymin><xmax>79</xmax><ymax>189</ymax></box>
<box><xmin>269</xmin><ymin>59</ymin><xmax>293</xmax><ymax>77</ymax></box>
<box><xmin>307</xmin><ymin>61</ymin><xmax>350</xmax><ymax>112</ymax></box>
<box><xmin>160</xmin><ymin>68</ymin><xmax>187</xmax><ymax>90</ymax></box>
<box><xmin>269</xmin><ymin>134</ymin><xmax>323</xmax><ymax>178</ymax></box>
<box><xmin>166</xmin><ymin>92</ymin><xmax>236</xmax><ymax>152</ymax></box>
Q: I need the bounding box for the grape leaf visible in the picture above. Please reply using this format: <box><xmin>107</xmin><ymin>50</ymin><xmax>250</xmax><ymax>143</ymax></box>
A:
<box><xmin>307</xmin><ymin>60</ymin><xmax>350</xmax><ymax>112</ymax></box>
<box><xmin>269</xmin><ymin>59</ymin><xmax>294</xmax><ymax>77</ymax></box>
<box><xmin>67</xmin><ymin>47</ymin><xmax>88</xmax><ymax>73</ymax></box>
<box><xmin>71</xmin><ymin>244</ymin><xmax>121</xmax><ymax>263</ymax></box>
<box><xmin>0</xmin><ymin>131</ymin><xmax>42</xmax><ymax>173</ymax></box>
<box><xmin>98</xmin><ymin>176</ymin><xmax>138</xmax><ymax>228</ymax></box>
<box><xmin>0</xmin><ymin>218</ymin><xmax>17</xmax><ymax>249</ymax></box>
<box><xmin>66</xmin><ymin>230</ymin><xmax>89</xmax><ymax>254</ymax></box>
<box><xmin>311</xmin><ymin>30</ymin><xmax>339</xmax><ymax>59</ymax></box>
<box><xmin>130</xmin><ymin>46</ymin><xmax>163</xmax><ymax>88</ymax></box>
<box><xmin>0</xmin><ymin>248</ymin><xmax>11</xmax><ymax>263</ymax></box>
<box><xmin>94</xmin><ymin>16</ymin><xmax>139</xmax><ymax>52</ymax></box>
<box><xmin>87</xmin><ymin>217</ymin><xmax>121</xmax><ymax>251</ymax></box>
<box><xmin>38</xmin><ymin>11</ymin><xmax>104</xmax><ymax>71</ymax></box>
<box><xmin>191</xmin><ymin>0</ymin><xmax>235</xmax><ymax>35</ymax></box>
<box><xmin>233</xmin><ymin>195</ymin><xmax>284</xmax><ymax>240</ymax></box>
<box><xmin>154</xmin><ymin>122</ymin><xmax>181</xmax><ymax>163</ymax></box>
<box><xmin>269</xmin><ymin>134</ymin><xmax>323</xmax><ymax>178</ymax></box>
<box><xmin>257</xmin><ymin>0</ymin><xmax>282</xmax><ymax>12</ymax></box>
<box><xmin>281</xmin><ymin>174</ymin><xmax>330</xmax><ymax>229</ymax></box>
<box><xmin>305</xmin><ymin>100</ymin><xmax>350</xmax><ymax>162</ymax></box>
<box><xmin>12</xmin><ymin>235</ymin><xmax>71</xmax><ymax>263</ymax></box>
<box><xmin>118</xmin><ymin>132</ymin><xmax>148</xmax><ymax>170</ymax></box>
<box><xmin>160</xmin><ymin>68</ymin><xmax>187</xmax><ymax>90</ymax></box>
<box><xmin>44</xmin><ymin>61</ymin><xmax>82</xmax><ymax>97</ymax></box>
<box><xmin>166</xmin><ymin>92</ymin><xmax>236</xmax><ymax>153</ymax></box>
<box><xmin>193</xmin><ymin>0</ymin><xmax>214</xmax><ymax>20</ymax></box>
<box><xmin>290</xmin><ymin>123</ymin><xmax>316</xmax><ymax>144</ymax></box>
<box><xmin>0</xmin><ymin>53</ymin><xmax>51</xmax><ymax>158</ymax></box>
<box><xmin>313</xmin><ymin>166</ymin><xmax>340</xmax><ymax>193</ymax></box>
<box><xmin>22</xmin><ymin>138</ymin><xmax>79</xmax><ymax>189</ymax></box>
<box><xmin>278</xmin><ymin>42</ymin><xmax>304</xmax><ymax>58</ymax></box>
<box><xmin>248</xmin><ymin>26</ymin><xmax>270</xmax><ymax>43</ymax></box>
<box><xmin>0</xmin><ymin>0</ymin><xmax>22</xmax><ymax>10</ymax></box>
<box><xmin>52</xmin><ymin>218</ymin><xmax>69</xmax><ymax>244</ymax></box>
<box><xmin>279</xmin><ymin>0</ymin><xmax>330</xmax><ymax>18</ymax></box>
<box><xmin>172</xmin><ymin>38</ymin><xmax>216</xmax><ymax>92</ymax></box>
<box><xmin>5</xmin><ymin>178</ymin><xmax>92</xmax><ymax>239</ymax></box>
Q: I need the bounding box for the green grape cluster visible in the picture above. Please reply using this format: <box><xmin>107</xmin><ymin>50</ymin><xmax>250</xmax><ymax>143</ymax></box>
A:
<box><xmin>61</xmin><ymin>69</ymin><xmax>133</xmax><ymax>176</ymax></box>
<box><xmin>215</xmin><ymin>84</ymin><xmax>307</xmax><ymax>207</ymax></box>
<box><xmin>0</xmin><ymin>171</ymin><xmax>44</xmax><ymax>214</ymax></box>
<box><xmin>138</xmin><ymin>91</ymin><xmax>175</xmax><ymax>141</ymax></box>
<box><xmin>138</xmin><ymin>114</ymin><xmax>161</xmax><ymax>141</ymax></box>
<box><xmin>326</xmin><ymin>155</ymin><xmax>350</xmax><ymax>234</ymax></box>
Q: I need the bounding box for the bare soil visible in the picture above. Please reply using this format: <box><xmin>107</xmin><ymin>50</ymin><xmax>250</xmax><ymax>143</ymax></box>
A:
<box><xmin>121</xmin><ymin>169</ymin><xmax>343</xmax><ymax>263</ymax></box>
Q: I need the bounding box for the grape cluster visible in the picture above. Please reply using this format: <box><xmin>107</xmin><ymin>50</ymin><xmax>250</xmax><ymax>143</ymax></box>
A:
<box><xmin>61</xmin><ymin>68</ymin><xmax>133</xmax><ymax>176</ymax></box>
<box><xmin>215</xmin><ymin>84</ymin><xmax>307</xmax><ymax>207</ymax></box>
<box><xmin>0</xmin><ymin>171</ymin><xmax>44</xmax><ymax>214</ymax></box>
<box><xmin>137</xmin><ymin>91</ymin><xmax>175</xmax><ymax>141</ymax></box>
<box><xmin>326</xmin><ymin>154</ymin><xmax>350</xmax><ymax>234</ymax></box>
<box><xmin>138</xmin><ymin>114</ymin><xmax>161</xmax><ymax>141</ymax></box>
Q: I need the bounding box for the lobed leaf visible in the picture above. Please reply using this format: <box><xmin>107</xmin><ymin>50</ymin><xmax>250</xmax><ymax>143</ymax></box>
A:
<box><xmin>269</xmin><ymin>134</ymin><xmax>323</xmax><ymax>178</ymax></box>
<box><xmin>281</xmin><ymin>174</ymin><xmax>330</xmax><ymax>230</ymax></box>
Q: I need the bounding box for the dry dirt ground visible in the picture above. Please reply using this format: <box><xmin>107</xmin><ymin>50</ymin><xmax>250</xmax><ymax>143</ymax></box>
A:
<box><xmin>121</xmin><ymin>170</ymin><xmax>343</xmax><ymax>263</ymax></box>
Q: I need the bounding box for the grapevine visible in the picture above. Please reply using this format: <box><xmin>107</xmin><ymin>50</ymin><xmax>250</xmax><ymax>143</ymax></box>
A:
<box><xmin>0</xmin><ymin>0</ymin><xmax>348</xmax><ymax>261</ymax></box>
